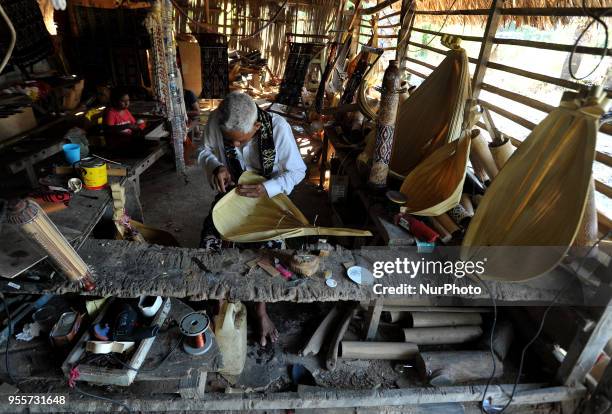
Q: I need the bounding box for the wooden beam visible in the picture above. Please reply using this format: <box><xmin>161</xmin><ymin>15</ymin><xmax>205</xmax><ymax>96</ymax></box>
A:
<box><xmin>478</xmin><ymin>99</ymin><xmax>537</xmax><ymax>130</ymax></box>
<box><xmin>480</xmin><ymin>83</ymin><xmax>555</xmax><ymax>113</ymax></box>
<box><xmin>379</xmin><ymin>10</ymin><xmax>400</xmax><ymax>20</ymax></box>
<box><xmin>501</xmin><ymin>7</ymin><xmax>612</xmax><ymax>17</ymax></box>
<box><xmin>0</xmin><ymin>384</ymin><xmax>584</xmax><ymax>412</ymax></box>
<box><xmin>415</xmin><ymin>9</ymin><xmax>489</xmax><ymax>16</ymax></box>
<box><xmin>486</xmin><ymin>61</ymin><xmax>586</xmax><ymax>91</ymax></box>
<box><xmin>595</xmin><ymin>180</ymin><xmax>612</xmax><ymax>200</ymax></box>
<box><xmin>359</xmin><ymin>0</ymin><xmax>400</xmax><ymax>15</ymax></box>
<box><xmin>472</xmin><ymin>0</ymin><xmax>503</xmax><ymax>98</ymax></box>
<box><xmin>493</xmin><ymin>37</ymin><xmax>612</xmax><ymax>57</ymax></box>
<box><xmin>406</xmin><ymin>67</ymin><xmax>428</xmax><ymax>79</ymax></box>
<box><xmin>405</xmin><ymin>56</ymin><xmax>436</xmax><ymax>70</ymax></box>
<box><xmin>407</xmin><ymin>41</ymin><xmax>478</xmax><ymax>64</ymax></box>
<box><xmin>412</xmin><ymin>26</ymin><xmax>483</xmax><ymax>43</ymax></box>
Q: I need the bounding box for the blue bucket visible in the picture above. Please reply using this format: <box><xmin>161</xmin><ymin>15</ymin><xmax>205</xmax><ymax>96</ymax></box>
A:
<box><xmin>63</xmin><ymin>143</ymin><xmax>81</xmax><ymax>165</ymax></box>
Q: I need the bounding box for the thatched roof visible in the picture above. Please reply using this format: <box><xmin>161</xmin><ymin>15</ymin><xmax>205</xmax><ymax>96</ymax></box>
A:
<box><xmin>415</xmin><ymin>0</ymin><xmax>612</xmax><ymax>28</ymax></box>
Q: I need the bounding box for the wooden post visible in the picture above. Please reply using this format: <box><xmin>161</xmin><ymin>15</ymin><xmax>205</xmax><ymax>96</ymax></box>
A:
<box><xmin>368</xmin><ymin>60</ymin><xmax>400</xmax><ymax>189</ymax></box>
<box><xmin>471</xmin><ymin>0</ymin><xmax>502</xmax><ymax>99</ymax></box>
<box><xmin>364</xmin><ymin>299</ymin><xmax>383</xmax><ymax>340</ymax></box>
<box><xmin>557</xmin><ymin>297</ymin><xmax>612</xmax><ymax>387</ymax></box>
<box><xmin>395</xmin><ymin>0</ymin><xmax>414</xmax><ymax>77</ymax></box>
<box><xmin>340</xmin><ymin>341</ymin><xmax>419</xmax><ymax>359</ymax></box>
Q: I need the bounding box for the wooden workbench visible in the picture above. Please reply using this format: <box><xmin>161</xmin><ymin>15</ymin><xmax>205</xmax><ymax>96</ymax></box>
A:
<box><xmin>0</xmin><ymin>143</ymin><xmax>170</xmax><ymax>279</ymax></box>
<box><xmin>0</xmin><ymin>239</ymin><xmax>594</xmax><ymax>306</ymax></box>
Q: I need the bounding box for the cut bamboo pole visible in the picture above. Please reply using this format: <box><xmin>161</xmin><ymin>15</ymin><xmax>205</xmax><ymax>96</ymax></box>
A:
<box><xmin>410</xmin><ymin>312</ymin><xmax>482</xmax><ymax>328</ymax></box>
<box><xmin>403</xmin><ymin>326</ymin><xmax>482</xmax><ymax>345</ymax></box>
<box><xmin>434</xmin><ymin>213</ymin><xmax>462</xmax><ymax>237</ymax></box>
<box><xmin>469</xmin><ymin>129</ymin><xmax>498</xmax><ymax>180</ymax></box>
<box><xmin>417</xmin><ymin>351</ymin><xmax>503</xmax><ymax>386</ymax></box>
<box><xmin>460</xmin><ymin>194</ymin><xmax>474</xmax><ymax>216</ymax></box>
<box><xmin>490</xmin><ymin>137</ymin><xmax>515</xmax><ymax>170</ymax></box>
<box><xmin>340</xmin><ymin>341</ymin><xmax>418</xmax><ymax>360</ymax></box>
<box><xmin>301</xmin><ymin>306</ymin><xmax>340</xmax><ymax>356</ymax></box>
<box><xmin>429</xmin><ymin>217</ymin><xmax>452</xmax><ymax>243</ymax></box>
<box><xmin>326</xmin><ymin>305</ymin><xmax>357</xmax><ymax>371</ymax></box>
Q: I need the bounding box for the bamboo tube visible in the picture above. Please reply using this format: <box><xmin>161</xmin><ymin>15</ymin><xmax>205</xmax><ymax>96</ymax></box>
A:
<box><xmin>447</xmin><ymin>204</ymin><xmax>472</xmax><ymax>227</ymax></box>
<box><xmin>459</xmin><ymin>193</ymin><xmax>474</xmax><ymax>216</ymax></box>
<box><xmin>410</xmin><ymin>312</ymin><xmax>482</xmax><ymax>328</ymax></box>
<box><xmin>403</xmin><ymin>326</ymin><xmax>482</xmax><ymax>345</ymax></box>
<box><xmin>573</xmin><ymin>179</ymin><xmax>598</xmax><ymax>250</ymax></box>
<box><xmin>429</xmin><ymin>217</ymin><xmax>452</xmax><ymax>243</ymax></box>
<box><xmin>469</xmin><ymin>129</ymin><xmax>498</xmax><ymax>180</ymax></box>
<box><xmin>417</xmin><ymin>351</ymin><xmax>503</xmax><ymax>385</ymax></box>
<box><xmin>471</xmin><ymin>194</ymin><xmax>483</xmax><ymax>208</ymax></box>
<box><xmin>489</xmin><ymin>136</ymin><xmax>515</xmax><ymax>170</ymax></box>
<box><xmin>7</xmin><ymin>199</ymin><xmax>95</xmax><ymax>291</ymax></box>
<box><xmin>340</xmin><ymin>341</ymin><xmax>418</xmax><ymax>360</ymax></box>
<box><xmin>434</xmin><ymin>213</ymin><xmax>461</xmax><ymax>236</ymax></box>
<box><xmin>369</xmin><ymin>60</ymin><xmax>401</xmax><ymax>189</ymax></box>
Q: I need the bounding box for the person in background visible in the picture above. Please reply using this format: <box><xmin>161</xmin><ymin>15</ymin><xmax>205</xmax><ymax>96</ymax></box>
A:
<box><xmin>197</xmin><ymin>91</ymin><xmax>306</xmax><ymax>346</ymax></box>
<box><xmin>104</xmin><ymin>88</ymin><xmax>139</xmax><ymax>137</ymax></box>
<box><xmin>184</xmin><ymin>89</ymin><xmax>200</xmax><ymax>119</ymax></box>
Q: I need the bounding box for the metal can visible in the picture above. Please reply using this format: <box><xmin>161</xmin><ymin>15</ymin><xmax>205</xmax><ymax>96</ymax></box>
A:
<box><xmin>79</xmin><ymin>157</ymin><xmax>107</xmax><ymax>190</ymax></box>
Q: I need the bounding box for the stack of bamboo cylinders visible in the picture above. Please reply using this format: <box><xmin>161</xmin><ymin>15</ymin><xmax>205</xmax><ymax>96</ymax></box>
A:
<box><xmin>381</xmin><ymin>307</ymin><xmax>503</xmax><ymax>385</ymax></box>
<box><xmin>402</xmin><ymin>310</ymin><xmax>483</xmax><ymax>345</ymax></box>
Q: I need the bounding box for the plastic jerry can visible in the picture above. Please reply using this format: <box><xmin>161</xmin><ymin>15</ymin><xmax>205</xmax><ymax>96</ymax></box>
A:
<box><xmin>214</xmin><ymin>301</ymin><xmax>247</xmax><ymax>376</ymax></box>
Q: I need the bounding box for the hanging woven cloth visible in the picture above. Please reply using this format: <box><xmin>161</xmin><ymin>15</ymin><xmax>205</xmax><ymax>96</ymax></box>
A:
<box><xmin>461</xmin><ymin>89</ymin><xmax>609</xmax><ymax>282</ymax></box>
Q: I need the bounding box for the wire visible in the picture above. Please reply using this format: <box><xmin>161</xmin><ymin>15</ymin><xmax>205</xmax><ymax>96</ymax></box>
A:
<box><xmin>240</xmin><ymin>0</ymin><xmax>289</xmax><ymax>41</ymax></box>
<box><xmin>478</xmin><ymin>231</ymin><xmax>612</xmax><ymax>413</ymax></box>
<box><xmin>0</xmin><ymin>3</ymin><xmax>16</xmax><ymax>75</ymax></box>
<box><xmin>406</xmin><ymin>0</ymin><xmax>459</xmax><ymax>54</ymax></box>
<box><xmin>0</xmin><ymin>293</ymin><xmax>16</xmax><ymax>385</ymax></box>
<box><xmin>568</xmin><ymin>0</ymin><xmax>611</xmax><ymax>81</ymax></box>
<box><xmin>72</xmin><ymin>385</ymin><xmax>132</xmax><ymax>413</ymax></box>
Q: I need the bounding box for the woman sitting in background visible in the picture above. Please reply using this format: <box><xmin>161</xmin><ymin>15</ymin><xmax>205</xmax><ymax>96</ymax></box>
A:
<box><xmin>104</xmin><ymin>88</ymin><xmax>139</xmax><ymax>136</ymax></box>
<box><xmin>104</xmin><ymin>88</ymin><xmax>148</xmax><ymax>155</ymax></box>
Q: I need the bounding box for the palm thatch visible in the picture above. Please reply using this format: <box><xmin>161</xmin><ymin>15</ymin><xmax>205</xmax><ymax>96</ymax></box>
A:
<box><xmin>415</xmin><ymin>0</ymin><xmax>611</xmax><ymax>28</ymax></box>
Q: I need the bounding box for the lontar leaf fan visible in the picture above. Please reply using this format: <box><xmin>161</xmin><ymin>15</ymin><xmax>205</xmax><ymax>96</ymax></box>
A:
<box><xmin>213</xmin><ymin>172</ymin><xmax>372</xmax><ymax>242</ymax></box>
<box><xmin>400</xmin><ymin>132</ymin><xmax>471</xmax><ymax>216</ymax></box>
<box><xmin>359</xmin><ymin>39</ymin><xmax>471</xmax><ymax>179</ymax></box>
<box><xmin>461</xmin><ymin>89</ymin><xmax>609</xmax><ymax>281</ymax></box>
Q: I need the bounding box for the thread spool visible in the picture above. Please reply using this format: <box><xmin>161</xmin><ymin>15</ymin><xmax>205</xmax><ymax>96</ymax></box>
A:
<box><xmin>180</xmin><ymin>312</ymin><xmax>213</xmax><ymax>355</ymax></box>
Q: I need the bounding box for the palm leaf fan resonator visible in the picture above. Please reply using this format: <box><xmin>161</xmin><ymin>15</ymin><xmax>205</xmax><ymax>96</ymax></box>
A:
<box><xmin>359</xmin><ymin>36</ymin><xmax>471</xmax><ymax>179</ymax></box>
<box><xmin>212</xmin><ymin>172</ymin><xmax>372</xmax><ymax>242</ymax></box>
<box><xmin>461</xmin><ymin>88</ymin><xmax>609</xmax><ymax>282</ymax></box>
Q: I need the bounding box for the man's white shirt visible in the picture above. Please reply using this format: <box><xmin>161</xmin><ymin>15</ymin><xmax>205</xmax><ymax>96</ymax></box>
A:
<box><xmin>197</xmin><ymin>110</ymin><xmax>306</xmax><ymax>197</ymax></box>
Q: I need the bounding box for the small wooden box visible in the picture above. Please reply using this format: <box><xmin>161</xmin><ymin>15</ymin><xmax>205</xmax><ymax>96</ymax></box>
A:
<box><xmin>61</xmin><ymin>297</ymin><xmax>171</xmax><ymax>386</ymax></box>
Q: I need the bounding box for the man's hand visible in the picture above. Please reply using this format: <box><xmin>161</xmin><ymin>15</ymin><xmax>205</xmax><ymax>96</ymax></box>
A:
<box><xmin>213</xmin><ymin>166</ymin><xmax>233</xmax><ymax>193</ymax></box>
<box><xmin>236</xmin><ymin>184</ymin><xmax>267</xmax><ymax>198</ymax></box>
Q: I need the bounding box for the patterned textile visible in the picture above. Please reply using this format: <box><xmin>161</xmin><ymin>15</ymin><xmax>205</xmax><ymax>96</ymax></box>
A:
<box><xmin>223</xmin><ymin>107</ymin><xmax>276</xmax><ymax>183</ymax></box>
<box><xmin>195</xmin><ymin>33</ymin><xmax>229</xmax><ymax>99</ymax></box>
<box><xmin>0</xmin><ymin>0</ymin><xmax>53</xmax><ymax>67</ymax></box>
<box><xmin>277</xmin><ymin>42</ymin><xmax>323</xmax><ymax>107</ymax></box>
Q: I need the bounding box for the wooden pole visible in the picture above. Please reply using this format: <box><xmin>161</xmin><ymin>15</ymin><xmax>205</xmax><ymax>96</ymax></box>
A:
<box><xmin>403</xmin><ymin>326</ymin><xmax>482</xmax><ymax>345</ymax></box>
<box><xmin>471</xmin><ymin>0</ymin><xmax>502</xmax><ymax>99</ymax></box>
<box><xmin>340</xmin><ymin>341</ymin><xmax>419</xmax><ymax>359</ymax></box>
<box><xmin>395</xmin><ymin>0</ymin><xmax>414</xmax><ymax>77</ymax></box>
<box><xmin>368</xmin><ymin>60</ymin><xmax>400</xmax><ymax>189</ymax></box>
<box><xmin>417</xmin><ymin>351</ymin><xmax>503</xmax><ymax>386</ymax></box>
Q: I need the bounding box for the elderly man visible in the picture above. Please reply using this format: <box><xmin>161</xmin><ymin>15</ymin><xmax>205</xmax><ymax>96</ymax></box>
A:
<box><xmin>198</xmin><ymin>91</ymin><xmax>306</xmax><ymax>346</ymax></box>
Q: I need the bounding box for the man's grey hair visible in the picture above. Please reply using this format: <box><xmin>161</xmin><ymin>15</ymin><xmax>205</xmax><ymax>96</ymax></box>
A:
<box><xmin>218</xmin><ymin>92</ymin><xmax>258</xmax><ymax>134</ymax></box>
